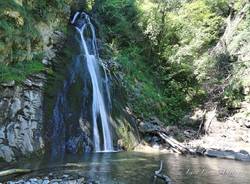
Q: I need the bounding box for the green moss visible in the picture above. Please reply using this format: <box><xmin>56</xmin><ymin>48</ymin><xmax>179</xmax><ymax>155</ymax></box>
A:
<box><xmin>117</xmin><ymin>120</ymin><xmax>137</xmax><ymax>150</ymax></box>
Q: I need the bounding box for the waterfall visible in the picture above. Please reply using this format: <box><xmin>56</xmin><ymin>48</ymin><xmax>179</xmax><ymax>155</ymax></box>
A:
<box><xmin>71</xmin><ymin>12</ymin><xmax>113</xmax><ymax>152</ymax></box>
<box><xmin>49</xmin><ymin>12</ymin><xmax>114</xmax><ymax>158</ymax></box>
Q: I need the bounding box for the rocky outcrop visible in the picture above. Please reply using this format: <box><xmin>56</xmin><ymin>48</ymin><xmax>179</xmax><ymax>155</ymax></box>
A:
<box><xmin>0</xmin><ymin>75</ymin><xmax>45</xmax><ymax>162</ymax></box>
<box><xmin>0</xmin><ymin>18</ymin><xmax>67</xmax><ymax>162</ymax></box>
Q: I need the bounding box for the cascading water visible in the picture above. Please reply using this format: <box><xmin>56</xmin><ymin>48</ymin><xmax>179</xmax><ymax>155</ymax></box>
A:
<box><xmin>72</xmin><ymin>12</ymin><xmax>113</xmax><ymax>152</ymax></box>
<box><xmin>49</xmin><ymin>12</ymin><xmax>113</xmax><ymax>158</ymax></box>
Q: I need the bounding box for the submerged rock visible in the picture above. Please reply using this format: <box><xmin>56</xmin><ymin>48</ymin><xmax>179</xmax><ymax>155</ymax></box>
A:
<box><xmin>5</xmin><ymin>175</ymin><xmax>94</xmax><ymax>184</ymax></box>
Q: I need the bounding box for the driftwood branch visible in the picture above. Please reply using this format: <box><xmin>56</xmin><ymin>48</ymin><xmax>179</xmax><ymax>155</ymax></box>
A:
<box><xmin>197</xmin><ymin>110</ymin><xmax>207</xmax><ymax>138</ymax></box>
<box><xmin>0</xmin><ymin>168</ymin><xmax>31</xmax><ymax>177</ymax></box>
<box><xmin>154</xmin><ymin>160</ymin><xmax>172</xmax><ymax>184</ymax></box>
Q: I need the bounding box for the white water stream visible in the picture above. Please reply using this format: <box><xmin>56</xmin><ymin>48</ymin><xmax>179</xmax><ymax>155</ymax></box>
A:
<box><xmin>72</xmin><ymin>12</ymin><xmax>113</xmax><ymax>152</ymax></box>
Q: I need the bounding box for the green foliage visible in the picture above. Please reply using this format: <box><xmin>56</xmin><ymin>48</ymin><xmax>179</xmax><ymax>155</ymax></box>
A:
<box><xmin>0</xmin><ymin>1</ymin><xmax>42</xmax><ymax>64</ymax></box>
<box><xmin>0</xmin><ymin>0</ymin><xmax>73</xmax><ymax>82</ymax></box>
<box><xmin>115</xmin><ymin>46</ymin><xmax>193</xmax><ymax>123</ymax></box>
<box><xmin>94</xmin><ymin>0</ymin><xmax>226</xmax><ymax>124</ymax></box>
<box><xmin>26</xmin><ymin>0</ymin><xmax>72</xmax><ymax>22</ymax></box>
<box><xmin>223</xmin><ymin>79</ymin><xmax>245</xmax><ymax>109</ymax></box>
<box><xmin>94</xmin><ymin>0</ymin><xmax>141</xmax><ymax>47</ymax></box>
<box><xmin>204</xmin><ymin>0</ymin><xmax>229</xmax><ymax>16</ymax></box>
<box><xmin>0</xmin><ymin>61</ymin><xmax>44</xmax><ymax>82</ymax></box>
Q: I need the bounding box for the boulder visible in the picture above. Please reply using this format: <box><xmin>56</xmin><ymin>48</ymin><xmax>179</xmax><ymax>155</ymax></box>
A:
<box><xmin>205</xmin><ymin>149</ymin><xmax>236</xmax><ymax>159</ymax></box>
<box><xmin>204</xmin><ymin>149</ymin><xmax>250</xmax><ymax>161</ymax></box>
<box><xmin>195</xmin><ymin>147</ymin><xmax>206</xmax><ymax>155</ymax></box>
<box><xmin>138</xmin><ymin>121</ymin><xmax>162</xmax><ymax>134</ymax></box>
<box><xmin>138</xmin><ymin>117</ymin><xmax>164</xmax><ymax>134</ymax></box>
<box><xmin>235</xmin><ymin>152</ymin><xmax>250</xmax><ymax>161</ymax></box>
<box><xmin>244</xmin><ymin>120</ymin><xmax>250</xmax><ymax>128</ymax></box>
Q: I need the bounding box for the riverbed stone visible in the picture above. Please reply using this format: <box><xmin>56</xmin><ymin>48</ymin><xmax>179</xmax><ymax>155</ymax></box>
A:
<box><xmin>235</xmin><ymin>152</ymin><xmax>250</xmax><ymax>161</ymax></box>
<box><xmin>205</xmin><ymin>149</ymin><xmax>236</xmax><ymax>159</ymax></box>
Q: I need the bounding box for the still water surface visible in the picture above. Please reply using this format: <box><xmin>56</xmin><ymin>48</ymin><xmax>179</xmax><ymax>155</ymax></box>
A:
<box><xmin>2</xmin><ymin>152</ymin><xmax>250</xmax><ymax>184</ymax></box>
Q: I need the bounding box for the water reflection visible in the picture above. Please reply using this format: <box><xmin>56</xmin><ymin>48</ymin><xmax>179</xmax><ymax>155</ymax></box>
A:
<box><xmin>2</xmin><ymin>152</ymin><xmax>250</xmax><ymax>184</ymax></box>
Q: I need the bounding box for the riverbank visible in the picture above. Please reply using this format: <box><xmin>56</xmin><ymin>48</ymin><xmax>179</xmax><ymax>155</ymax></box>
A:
<box><xmin>136</xmin><ymin>105</ymin><xmax>250</xmax><ymax>162</ymax></box>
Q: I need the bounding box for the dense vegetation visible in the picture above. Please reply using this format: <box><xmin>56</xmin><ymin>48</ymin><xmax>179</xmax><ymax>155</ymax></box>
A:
<box><xmin>93</xmin><ymin>0</ymin><xmax>249</xmax><ymax>124</ymax></box>
<box><xmin>0</xmin><ymin>0</ymin><xmax>73</xmax><ymax>82</ymax></box>
<box><xmin>1</xmin><ymin>0</ymin><xmax>249</xmax><ymax>125</ymax></box>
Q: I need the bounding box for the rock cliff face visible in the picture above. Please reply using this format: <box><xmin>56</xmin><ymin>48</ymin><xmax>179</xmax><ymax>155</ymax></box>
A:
<box><xmin>0</xmin><ymin>12</ymin><xmax>139</xmax><ymax>162</ymax></box>
<box><xmin>0</xmin><ymin>19</ymin><xmax>67</xmax><ymax>163</ymax></box>
<box><xmin>0</xmin><ymin>76</ymin><xmax>44</xmax><ymax>162</ymax></box>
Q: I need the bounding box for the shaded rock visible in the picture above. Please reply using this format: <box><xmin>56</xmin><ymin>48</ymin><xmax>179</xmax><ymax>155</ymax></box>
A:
<box><xmin>195</xmin><ymin>147</ymin><xmax>206</xmax><ymax>155</ymax></box>
<box><xmin>235</xmin><ymin>152</ymin><xmax>250</xmax><ymax>161</ymax></box>
<box><xmin>138</xmin><ymin>121</ymin><xmax>161</xmax><ymax>134</ymax></box>
<box><xmin>9</xmin><ymin>98</ymin><xmax>22</xmax><ymax>118</ymax></box>
<box><xmin>24</xmin><ymin>78</ymin><xmax>43</xmax><ymax>88</ymax></box>
<box><xmin>0</xmin><ymin>99</ymin><xmax>9</xmax><ymax>122</ymax></box>
<box><xmin>205</xmin><ymin>149</ymin><xmax>236</xmax><ymax>159</ymax></box>
<box><xmin>204</xmin><ymin>149</ymin><xmax>250</xmax><ymax>161</ymax></box>
<box><xmin>240</xmin><ymin>150</ymin><xmax>249</xmax><ymax>155</ymax></box>
<box><xmin>151</xmin><ymin>136</ymin><xmax>161</xmax><ymax>143</ymax></box>
<box><xmin>149</xmin><ymin>117</ymin><xmax>164</xmax><ymax>125</ymax></box>
<box><xmin>2</xmin><ymin>88</ymin><xmax>15</xmax><ymax>98</ymax></box>
<box><xmin>42</xmin><ymin>180</ymin><xmax>50</xmax><ymax>184</ymax></box>
<box><xmin>0</xmin><ymin>76</ymin><xmax>44</xmax><ymax>162</ymax></box>
<box><xmin>0</xmin><ymin>127</ymin><xmax>5</xmax><ymax>144</ymax></box>
<box><xmin>138</xmin><ymin>117</ymin><xmax>164</xmax><ymax>134</ymax></box>
<box><xmin>1</xmin><ymin>80</ymin><xmax>15</xmax><ymax>87</ymax></box>
<box><xmin>0</xmin><ymin>144</ymin><xmax>15</xmax><ymax>162</ymax></box>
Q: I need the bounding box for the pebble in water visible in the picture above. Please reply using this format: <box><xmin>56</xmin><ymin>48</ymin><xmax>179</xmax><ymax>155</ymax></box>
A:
<box><xmin>4</xmin><ymin>175</ymin><xmax>97</xmax><ymax>184</ymax></box>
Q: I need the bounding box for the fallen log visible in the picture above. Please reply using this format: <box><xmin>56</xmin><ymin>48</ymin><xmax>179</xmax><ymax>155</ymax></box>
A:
<box><xmin>0</xmin><ymin>168</ymin><xmax>31</xmax><ymax>177</ymax></box>
<box><xmin>158</xmin><ymin>132</ymin><xmax>193</xmax><ymax>154</ymax></box>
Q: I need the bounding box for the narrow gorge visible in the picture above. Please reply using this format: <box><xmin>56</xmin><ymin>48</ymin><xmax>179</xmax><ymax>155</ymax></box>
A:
<box><xmin>1</xmin><ymin>0</ymin><xmax>250</xmax><ymax>183</ymax></box>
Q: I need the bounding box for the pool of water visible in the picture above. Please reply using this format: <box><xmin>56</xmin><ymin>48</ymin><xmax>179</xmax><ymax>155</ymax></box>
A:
<box><xmin>2</xmin><ymin>152</ymin><xmax>250</xmax><ymax>184</ymax></box>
